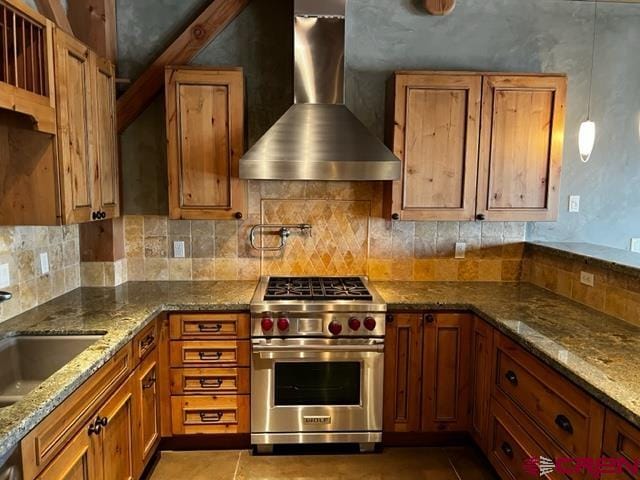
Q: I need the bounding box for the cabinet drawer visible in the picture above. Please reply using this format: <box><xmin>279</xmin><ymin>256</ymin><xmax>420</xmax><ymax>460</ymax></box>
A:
<box><xmin>489</xmin><ymin>399</ymin><xmax>565</xmax><ymax>480</ymax></box>
<box><xmin>169</xmin><ymin>313</ymin><xmax>249</xmax><ymax>339</ymax></box>
<box><xmin>133</xmin><ymin>318</ymin><xmax>158</xmax><ymax>361</ymax></box>
<box><xmin>602</xmin><ymin>410</ymin><xmax>640</xmax><ymax>479</ymax></box>
<box><xmin>169</xmin><ymin>340</ymin><xmax>250</xmax><ymax>367</ymax></box>
<box><xmin>170</xmin><ymin>367</ymin><xmax>250</xmax><ymax>395</ymax></box>
<box><xmin>170</xmin><ymin>395</ymin><xmax>249</xmax><ymax>435</ymax></box>
<box><xmin>494</xmin><ymin>334</ymin><xmax>603</xmax><ymax>458</ymax></box>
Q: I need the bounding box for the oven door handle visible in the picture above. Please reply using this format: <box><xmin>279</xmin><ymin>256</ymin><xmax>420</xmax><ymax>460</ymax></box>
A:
<box><xmin>252</xmin><ymin>343</ymin><xmax>384</xmax><ymax>357</ymax></box>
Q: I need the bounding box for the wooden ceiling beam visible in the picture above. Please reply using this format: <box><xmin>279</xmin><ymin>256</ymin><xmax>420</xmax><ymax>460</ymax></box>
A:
<box><xmin>34</xmin><ymin>0</ymin><xmax>74</xmax><ymax>35</ymax></box>
<box><xmin>67</xmin><ymin>0</ymin><xmax>117</xmax><ymax>62</ymax></box>
<box><xmin>116</xmin><ymin>0</ymin><xmax>251</xmax><ymax>134</ymax></box>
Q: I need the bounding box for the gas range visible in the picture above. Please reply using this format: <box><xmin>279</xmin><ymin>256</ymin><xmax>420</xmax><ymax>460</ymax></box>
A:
<box><xmin>250</xmin><ymin>276</ymin><xmax>386</xmax><ymax>453</ymax></box>
<box><xmin>249</xmin><ymin>276</ymin><xmax>387</xmax><ymax>338</ymax></box>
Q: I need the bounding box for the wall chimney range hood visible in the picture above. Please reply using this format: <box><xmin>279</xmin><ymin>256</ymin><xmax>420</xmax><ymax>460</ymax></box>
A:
<box><xmin>239</xmin><ymin>0</ymin><xmax>401</xmax><ymax>181</ymax></box>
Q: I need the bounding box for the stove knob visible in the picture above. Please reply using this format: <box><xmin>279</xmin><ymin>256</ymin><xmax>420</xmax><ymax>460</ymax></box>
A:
<box><xmin>277</xmin><ymin>317</ymin><xmax>290</xmax><ymax>332</ymax></box>
<box><xmin>348</xmin><ymin>317</ymin><xmax>361</xmax><ymax>331</ymax></box>
<box><xmin>363</xmin><ymin>316</ymin><xmax>377</xmax><ymax>331</ymax></box>
<box><xmin>328</xmin><ymin>321</ymin><xmax>342</xmax><ymax>336</ymax></box>
<box><xmin>261</xmin><ymin>316</ymin><xmax>274</xmax><ymax>331</ymax></box>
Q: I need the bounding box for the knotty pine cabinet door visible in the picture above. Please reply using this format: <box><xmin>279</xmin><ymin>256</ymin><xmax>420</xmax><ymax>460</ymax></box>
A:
<box><xmin>384</xmin><ymin>72</ymin><xmax>481</xmax><ymax>221</ymax></box>
<box><xmin>383</xmin><ymin>313</ymin><xmax>423</xmax><ymax>433</ymax></box>
<box><xmin>469</xmin><ymin>316</ymin><xmax>494</xmax><ymax>452</ymax></box>
<box><xmin>421</xmin><ymin>312</ymin><xmax>472</xmax><ymax>432</ymax></box>
<box><xmin>166</xmin><ymin>67</ymin><xmax>246</xmax><ymax>220</ymax></box>
<box><xmin>476</xmin><ymin>75</ymin><xmax>566</xmax><ymax>221</ymax></box>
<box><xmin>54</xmin><ymin>29</ymin><xmax>95</xmax><ymax>224</ymax></box>
<box><xmin>134</xmin><ymin>348</ymin><xmax>161</xmax><ymax>473</ymax></box>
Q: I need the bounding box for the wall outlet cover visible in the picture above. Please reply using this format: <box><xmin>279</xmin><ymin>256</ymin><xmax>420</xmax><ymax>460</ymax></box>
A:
<box><xmin>631</xmin><ymin>238</ymin><xmax>640</xmax><ymax>253</ymax></box>
<box><xmin>40</xmin><ymin>252</ymin><xmax>49</xmax><ymax>275</ymax></box>
<box><xmin>454</xmin><ymin>242</ymin><xmax>466</xmax><ymax>259</ymax></box>
<box><xmin>569</xmin><ymin>195</ymin><xmax>580</xmax><ymax>213</ymax></box>
<box><xmin>580</xmin><ymin>271</ymin><xmax>594</xmax><ymax>287</ymax></box>
<box><xmin>0</xmin><ymin>264</ymin><xmax>9</xmax><ymax>289</ymax></box>
<box><xmin>173</xmin><ymin>241</ymin><xmax>186</xmax><ymax>258</ymax></box>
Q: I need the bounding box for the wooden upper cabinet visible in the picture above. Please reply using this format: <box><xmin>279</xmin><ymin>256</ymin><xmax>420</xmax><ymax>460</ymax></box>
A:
<box><xmin>93</xmin><ymin>56</ymin><xmax>119</xmax><ymax>220</ymax></box>
<box><xmin>54</xmin><ymin>29</ymin><xmax>119</xmax><ymax>224</ymax></box>
<box><xmin>385</xmin><ymin>72</ymin><xmax>481</xmax><ymax>221</ymax></box>
<box><xmin>477</xmin><ymin>74</ymin><xmax>566</xmax><ymax>221</ymax></box>
<box><xmin>166</xmin><ymin>67</ymin><xmax>246</xmax><ymax>220</ymax></box>
<box><xmin>54</xmin><ymin>29</ymin><xmax>95</xmax><ymax>224</ymax></box>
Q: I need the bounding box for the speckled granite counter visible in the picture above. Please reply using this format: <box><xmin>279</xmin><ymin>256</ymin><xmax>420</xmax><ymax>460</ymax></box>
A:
<box><xmin>1</xmin><ymin>280</ymin><xmax>639</xmax><ymax>465</ymax></box>
<box><xmin>374</xmin><ymin>281</ymin><xmax>640</xmax><ymax>430</ymax></box>
<box><xmin>0</xmin><ymin>281</ymin><xmax>257</xmax><ymax>463</ymax></box>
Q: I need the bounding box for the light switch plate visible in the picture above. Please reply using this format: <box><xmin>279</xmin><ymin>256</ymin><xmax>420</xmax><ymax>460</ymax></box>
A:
<box><xmin>40</xmin><ymin>252</ymin><xmax>49</xmax><ymax>275</ymax></box>
<box><xmin>173</xmin><ymin>241</ymin><xmax>185</xmax><ymax>258</ymax></box>
<box><xmin>454</xmin><ymin>242</ymin><xmax>466</xmax><ymax>259</ymax></box>
<box><xmin>631</xmin><ymin>238</ymin><xmax>640</xmax><ymax>253</ymax></box>
<box><xmin>569</xmin><ymin>195</ymin><xmax>580</xmax><ymax>213</ymax></box>
<box><xmin>0</xmin><ymin>264</ymin><xmax>9</xmax><ymax>288</ymax></box>
<box><xmin>580</xmin><ymin>271</ymin><xmax>594</xmax><ymax>287</ymax></box>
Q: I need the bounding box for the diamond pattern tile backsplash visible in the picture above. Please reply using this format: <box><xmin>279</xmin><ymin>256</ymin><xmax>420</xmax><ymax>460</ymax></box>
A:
<box><xmin>120</xmin><ymin>181</ymin><xmax>527</xmax><ymax>283</ymax></box>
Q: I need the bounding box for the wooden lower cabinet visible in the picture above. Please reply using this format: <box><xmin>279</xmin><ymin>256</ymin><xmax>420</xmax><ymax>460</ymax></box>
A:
<box><xmin>36</xmin><ymin>420</ymin><xmax>99</xmax><ymax>480</ymax></box>
<box><xmin>470</xmin><ymin>316</ymin><xmax>494</xmax><ymax>452</ymax></box>
<box><xmin>134</xmin><ymin>348</ymin><xmax>161</xmax><ymax>472</ymax></box>
<box><xmin>383</xmin><ymin>312</ymin><xmax>471</xmax><ymax>434</ymax></box>
<box><xmin>602</xmin><ymin>410</ymin><xmax>640</xmax><ymax>479</ymax></box>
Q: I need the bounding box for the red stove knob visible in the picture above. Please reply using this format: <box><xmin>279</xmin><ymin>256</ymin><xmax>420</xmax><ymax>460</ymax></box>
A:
<box><xmin>328</xmin><ymin>321</ymin><xmax>342</xmax><ymax>336</ymax></box>
<box><xmin>348</xmin><ymin>317</ymin><xmax>361</xmax><ymax>331</ymax></box>
<box><xmin>277</xmin><ymin>317</ymin><xmax>289</xmax><ymax>332</ymax></box>
<box><xmin>363</xmin><ymin>316</ymin><xmax>377</xmax><ymax>331</ymax></box>
<box><xmin>261</xmin><ymin>316</ymin><xmax>274</xmax><ymax>331</ymax></box>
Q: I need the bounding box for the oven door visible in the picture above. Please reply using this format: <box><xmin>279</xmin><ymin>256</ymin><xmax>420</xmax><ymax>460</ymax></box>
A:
<box><xmin>251</xmin><ymin>338</ymin><xmax>384</xmax><ymax>437</ymax></box>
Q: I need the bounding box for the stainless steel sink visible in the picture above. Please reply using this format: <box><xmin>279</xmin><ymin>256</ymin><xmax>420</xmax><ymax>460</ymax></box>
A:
<box><xmin>0</xmin><ymin>335</ymin><xmax>103</xmax><ymax>408</ymax></box>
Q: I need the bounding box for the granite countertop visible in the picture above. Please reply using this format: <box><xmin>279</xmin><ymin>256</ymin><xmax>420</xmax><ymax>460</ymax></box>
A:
<box><xmin>0</xmin><ymin>280</ymin><xmax>639</xmax><ymax>464</ymax></box>
<box><xmin>374</xmin><ymin>281</ymin><xmax>640</xmax><ymax>429</ymax></box>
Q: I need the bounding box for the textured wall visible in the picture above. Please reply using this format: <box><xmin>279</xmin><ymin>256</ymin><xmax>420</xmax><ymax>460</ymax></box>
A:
<box><xmin>117</xmin><ymin>0</ymin><xmax>640</xmax><ymax>249</ymax></box>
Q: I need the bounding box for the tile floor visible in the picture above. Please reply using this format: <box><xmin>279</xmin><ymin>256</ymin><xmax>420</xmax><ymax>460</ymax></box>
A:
<box><xmin>145</xmin><ymin>446</ymin><xmax>498</xmax><ymax>479</ymax></box>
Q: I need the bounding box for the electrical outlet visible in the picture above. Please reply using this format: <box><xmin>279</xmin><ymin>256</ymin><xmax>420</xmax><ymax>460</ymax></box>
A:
<box><xmin>580</xmin><ymin>271</ymin><xmax>594</xmax><ymax>287</ymax></box>
<box><xmin>631</xmin><ymin>238</ymin><xmax>640</xmax><ymax>253</ymax></box>
<box><xmin>454</xmin><ymin>242</ymin><xmax>466</xmax><ymax>259</ymax></box>
<box><xmin>173</xmin><ymin>241</ymin><xmax>185</xmax><ymax>258</ymax></box>
<box><xmin>569</xmin><ymin>195</ymin><xmax>580</xmax><ymax>213</ymax></box>
<box><xmin>40</xmin><ymin>252</ymin><xmax>49</xmax><ymax>275</ymax></box>
<box><xmin>0</xmin><ymin>264</ymin><xmax>9</xmax><ymax>288</ymax></box>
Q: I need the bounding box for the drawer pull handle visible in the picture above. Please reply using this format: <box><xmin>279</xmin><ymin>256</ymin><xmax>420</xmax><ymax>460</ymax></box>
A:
<box><xmin>555</xmin><ymin>414</ymin><xmax>574</xmax><ymax>434</ymax></box>
<box><xmin>501</xmin><ymin>442</ymin><xmax>514</xmax><ymax>459</ymax></box>
<box><xmin>142</xmin><ymin>374</ymin><xmax>157</xmax><ymax>389</ymax></box>
<box><xmin>199</xmin><ymin>378</ymin><xmax>223</xmax><ymax>388</ymax></box>
<box><xmin>504</xmin><ymin>370</ymin><xmax>518</xmax><ymax>386</ymax></box>
<box><xmin>198</xmin><ymin>323</ymin><xmax>222</xmax><ymax>332</ymax></box>
<box><xmin>198</xmin><ymin>351</ymin><xmax>223</xmax><ymax>360</ymax></box>
<box><xmin>199</xmin><ymin>411</ymin><xmax>223</xmax><ymax>423</ymax></box>
<box><xmin>140</xmin><ymin>334</ymin><xmax>155</xmax><ymax>349</ymax></box>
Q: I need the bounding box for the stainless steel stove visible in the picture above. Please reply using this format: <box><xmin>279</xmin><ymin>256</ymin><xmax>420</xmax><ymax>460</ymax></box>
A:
<box><xmin>250</xmin><ymin>276</ymin><xmax>386</xmax><ymax>453</ymax></box>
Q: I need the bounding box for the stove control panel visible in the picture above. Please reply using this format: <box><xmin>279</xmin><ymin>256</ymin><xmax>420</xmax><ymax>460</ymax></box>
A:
<box><xmin>253</xmin><ymin>312</ymin><xmax>385</xmax><ymax>338</ymax></box>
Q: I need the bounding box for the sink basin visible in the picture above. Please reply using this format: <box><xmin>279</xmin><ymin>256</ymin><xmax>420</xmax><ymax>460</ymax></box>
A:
<box><xmin>0</xmin><ymin>335</ymin><xmax>103</xmax><ymax>407</ymax></box>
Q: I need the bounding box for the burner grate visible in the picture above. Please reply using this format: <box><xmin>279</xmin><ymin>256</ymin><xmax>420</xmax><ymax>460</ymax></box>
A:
<box><xmin>264</xmin><ymin>277</ymin><xmax>373</xmax><ymax>301</ymax></box>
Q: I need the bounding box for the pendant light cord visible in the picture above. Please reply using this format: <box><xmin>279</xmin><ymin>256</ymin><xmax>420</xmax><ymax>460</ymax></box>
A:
<box><xmin>587</xmin><ymin>0</ymin><xmax>598</xmax><ymax>119</ymax></box>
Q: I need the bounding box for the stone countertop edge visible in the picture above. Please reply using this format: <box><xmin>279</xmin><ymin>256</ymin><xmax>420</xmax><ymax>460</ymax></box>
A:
<box><xmin>527</xmin><ymin>241</ymin><xmax>640</xmax><ymax>279</ymax></box>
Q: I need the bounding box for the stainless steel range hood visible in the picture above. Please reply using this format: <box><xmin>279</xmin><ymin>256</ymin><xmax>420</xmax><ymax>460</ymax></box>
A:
<box><xmin>239</xmin><ymin>0</ymin><xmax>400</xmax><ymax>181</ymax></box>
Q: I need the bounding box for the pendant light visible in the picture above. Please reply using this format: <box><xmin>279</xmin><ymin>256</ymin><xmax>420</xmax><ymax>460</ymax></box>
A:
<box><xmin>579</xmin><ymin>0</ymin><xmax>598</xmax><ymax>163</ymax></box>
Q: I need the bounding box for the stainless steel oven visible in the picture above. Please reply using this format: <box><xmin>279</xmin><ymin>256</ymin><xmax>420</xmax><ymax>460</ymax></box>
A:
<box><xmin>251</xmin><ymin>337</ymin><xmax>384</xmax><ymax>451</ymax></box>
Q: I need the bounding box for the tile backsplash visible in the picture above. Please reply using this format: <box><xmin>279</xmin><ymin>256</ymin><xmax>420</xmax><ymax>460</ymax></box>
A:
<box><xmin>0</xmin><ymin>225</ymin><xmax>80</xmax><ymax>322</ymax></box>
<box><xmin>119</xmin><ymin>181</ymin><xmax>526</xmax><ymax>283</ymax></box>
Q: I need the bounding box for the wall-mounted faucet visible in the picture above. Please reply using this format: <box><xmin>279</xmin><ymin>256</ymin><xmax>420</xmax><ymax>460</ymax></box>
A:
<box><xmin>249</xmin><ymin>224</ymin><xmax>313</xmax><ymax>251</ymax></box>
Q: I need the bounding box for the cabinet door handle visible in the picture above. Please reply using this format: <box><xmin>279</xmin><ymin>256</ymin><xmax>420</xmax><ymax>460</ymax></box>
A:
<box><xmin>504</xmin><ymin>370</ymin><xmax>518</xmax><ymax>386</ymax></box>
<box><xmin>500</xmin><ymin>441</ymin><xmax>514</xmax><ymax>458</ymax></box>
<box><xmin>391</xmin><ymin>213</ymin><xmax>400</xmax><ymax>220</ymax></box>
<box><xmin>88</xmin><ymin>422</ymin><xmax>101</xmax><ymax>436</ymax></box>
<box><xmin>91</xmin><ymin>211</ymin><xmax>99</xmax><ymax>221</ymax></box>
<box><xmin>199</xmin><ymin>378</ymin><xmax>223</xmax><ymax>389</ymax></box>
<box><xmin>385</xmin><ymin>314</ymin><xmax>394</xmax><ymax>324</ymax></box>
<box><xmin>476</xmin><ymin>213</ymin><xmax>486</xmax><ymax>221</ymax></box>
<box><xmin>199</xmin><ymin>411</ymin><xmax>223</xmax><ymax>423</ymax></box>
<box><xmin>198</xmin><ymin>351</ymin><xmax>223</xmax><ymax>360</ymax></box>
<box><xmin>235</xmin><ymin>212</ymin><xmax>243</xmax><ymax>219</ymax></box>
<box><xmin>555</xmin><ymin>414</ymin><xmax>574</xmax><ymax>434</ymax></box>
<box><xmin>96</xmin><ymin>416</ymin><xmax>108</xmax><ymax>427</ymax></box>
<box><xmin>142</xmin><ymin>374</ymin><xmax>157</xmax><ymax>389</ymax></box>
<box><xmin>423</xmin><ymin>314</ymin><xmax>435</xmax><ymax>323</ymax></box>
<box><xmin>140</xmin><ymin>334</ymin><xmax>155</xmax><ymax>349</ymax></box>
<box><xmin>198</xmin><ymin>323</ymin><xmax>222</xmax><ymax>333</ymax></box>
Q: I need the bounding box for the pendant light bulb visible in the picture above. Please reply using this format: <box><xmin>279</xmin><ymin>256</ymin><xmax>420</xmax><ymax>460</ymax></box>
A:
<box><xmin>578</xmin><ymin>120</ymin><xmax>596</xmax><ymax>163</ymax></box>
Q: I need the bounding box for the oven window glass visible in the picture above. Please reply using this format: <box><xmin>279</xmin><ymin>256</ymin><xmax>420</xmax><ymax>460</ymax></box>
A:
<box><xmin>274</xmin><ymin>362</ymin><xmax>360</xmax><ymax>406</ymax></box>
